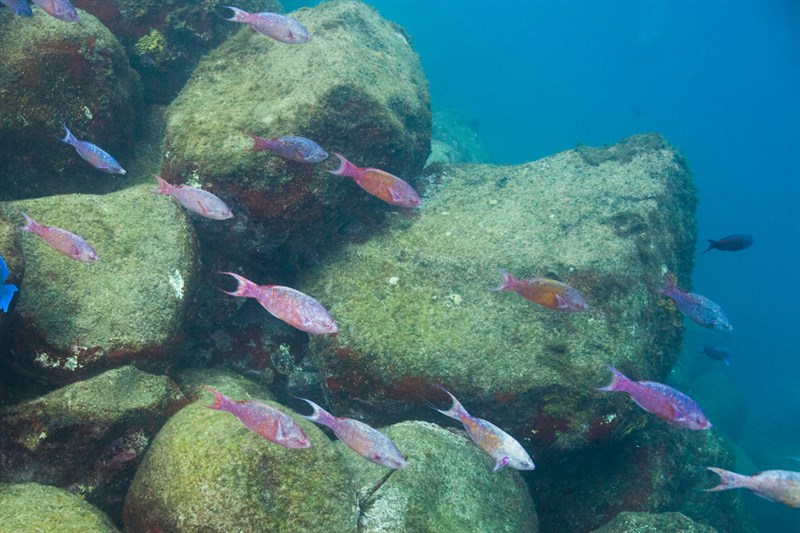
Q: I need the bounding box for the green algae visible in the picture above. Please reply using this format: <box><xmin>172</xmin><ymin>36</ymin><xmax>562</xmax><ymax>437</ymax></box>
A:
<box><xmin>124</xmin><ymin>379</ymin><xmax>357</xmax><ymax>532</ymax></box>
<box><xmin>173</xmin><ymin>366</ymin><xmax>276</xmax><ymax>402</ymax></box>
<box><xmin>0</xmin><ymin>482</ymin><xmax>119</xmax><ymax>533</ymax></box>
<box><xmin>133</xmin><ymin>29</ymin><xmax>172</xmax><ymax>68</ymax></box>
<box><xmin>341</xmin><ymin>420</ymin><xmax>538</xmax><ymax>533</ymax></box>
<box><xmin>591</xmin><ymin>511</ymin><xmax>717</xmax><ymax>532</ymax></box>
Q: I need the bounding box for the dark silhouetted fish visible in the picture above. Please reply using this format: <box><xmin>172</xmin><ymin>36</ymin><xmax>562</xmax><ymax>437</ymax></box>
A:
<box><xmin>701</xmin><ymin>346</ymin><xmax>731</xmax><ymax>367</ymax></box>
<box><xmin>702</xmin><ymin>234</ymin><xmax>754</xmax><ymax>254</ymax></box>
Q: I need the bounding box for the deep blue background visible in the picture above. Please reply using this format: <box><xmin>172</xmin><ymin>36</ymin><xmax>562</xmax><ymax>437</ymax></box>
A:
<box><xmin>285</xmin><ymin>1</ymin><xmax>800</xmax><ymax>529</ymax></box>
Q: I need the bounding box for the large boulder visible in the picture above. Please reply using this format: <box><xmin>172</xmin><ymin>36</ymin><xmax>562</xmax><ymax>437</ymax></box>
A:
<box><xmin>0</xmin><ymin>9</ymin><xmax>142</xmax><ymax>199</ymax></box>
<box><xmin>0</xmin><ymin>482</ymin><xmax>119</xmax><ymax>533</ymax></box>
<box><xmin>1</xmin><ymin>184</ymin><xmax>199</xmax><ymax>384</ymax></box>
<box><xmin>301</xmin><ymin>134</ymin><xmax>697</xmax><ymax>452</ymax></box>
<box><xmin>161</xmin><ymin>0</ymin><xmax>431</xmax><ymax>271</ymax></box>
<box><xmin>0</xmin><ymin>366</ymin><xmax>185</xmax><ymax>522</ymax></box>
<box><xmin>123</xmin><ymin>373</ymin><xmax>357</xmax><ymax>532</ymax></box>
<box><xmin>342</xmin><ymin>420</ymin><xmax>538</xmax><ymax>532</ymax></box>
<box><xmin>71</xmin><ymin>0</ymin><xmax>280</xmax><ymax>103</ymax></box>
<box><xmin>591</xmin><ymin>511</ymin><xmax>716</xmax><ymax>533</ymax></box>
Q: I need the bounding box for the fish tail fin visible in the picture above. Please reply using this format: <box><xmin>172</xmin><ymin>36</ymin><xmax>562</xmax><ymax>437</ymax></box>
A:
<box><xmin>248</xmin><ymin>134</ymin><xmax>268</xmax><ymax>152</ymax></box>
<box><xmin>659</xmin><ymin>273</ymin><xmax>677</xmax><ymax>295</ymax></box>
<box><xmin>18</xmin><ymin>211</ymin><xmax>41</xmax><ymax>234</ymax></box>
<box><xmin>203</xmin><ymin>386</ymin><xmax>233</xmax><ymax>411</ymax></box>
<box><xmin>217</xmin><ymin>271</ymin><xmax>256</xmax><ymax>298</ymax></box>
<box><xmin>490</xmin><ymin>268</ymin><xmax>516</xmax><ymax>292</ymax></box>
<box><xmin>59</xmin><ymin>124</ymin><xmax>76</xmax><ymax>145</ymax></box>
<box><xmin>0</xmin><ymin>283</ymin><xmax>18</xmax><ymax>313</ymax></box>
<box><xmin>152</xmin><ymin>174</ymin><xmax>172</xmax><ymax>195</ymax></box>
<box><xmin>328</xmin><ymin>153</ymin><xmax>358</xmax><ymax>178</ymax></box>
<box><xmin>220</xmin><ymin>5</ymin><xmax>248</xmax><ymax>22</ymax></box>
<box><xmin>705</xmin><ymin>467</ymin><xmax>750</xmax><ymax>492</ymax></box>
<box><xmin>296</xmin><ymin>397</ymin><xmax>337</xmax><ymax>429</ymax></box>
<box><xmin>596</xmin><ymin>365</ymin><xmax>631</xmax><ymax>392</ymax></box>
<box><xmin>701</xmin><ymin>240</ymin><xmax>717</xmax><ymax>255</ymax></box>
<box><xmin>431</xmin><ymin>385</ymin><xmax>469</xmax><ymax>422</ymax></box>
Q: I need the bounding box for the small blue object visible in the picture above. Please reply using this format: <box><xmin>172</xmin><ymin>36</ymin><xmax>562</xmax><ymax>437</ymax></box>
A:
<box><xmin>0</xmin><ymin>256</ymin><xmax>18</xmax><ymax>313</ymax></box>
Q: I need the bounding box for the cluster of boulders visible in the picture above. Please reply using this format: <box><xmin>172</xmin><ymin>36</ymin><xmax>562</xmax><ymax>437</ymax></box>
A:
<box><xmin>0</xmin><ymin>1</ymin><xmax>757</xmax><ymax>532</ymax></box>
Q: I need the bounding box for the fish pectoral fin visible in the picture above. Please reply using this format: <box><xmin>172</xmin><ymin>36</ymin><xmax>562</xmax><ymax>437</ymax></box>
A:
<box><xmin>554</xmin><ymin>294</ymin><xmax>570</xmax><ymax>309</ymax></box>
<box><xmin>196</xmin><ymin>201</ymin><xmax>211</xmax><ymax>215</ymax></box>
<box><xmin>493</xmin><ymin>456</ymin><xmax>510</xmax><ymax>472</ymax></box>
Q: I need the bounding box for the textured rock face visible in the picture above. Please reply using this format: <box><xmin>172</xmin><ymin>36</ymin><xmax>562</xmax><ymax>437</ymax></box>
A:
<box><xmin>161</xmin><ymin>0</ymin><xmax>431</xmax><ymax>270</ymax></box>
<box><xmin>70</xmin><ymin>0</ymin><xmax>280</xmax><ymax>103</ymax></box>
<box><xmin>0</xmin><ymin>10</ymin><xmax>142</xmax><ymax>200</ymax></box>
<box><xmin>0</xmin><ymin>482</ymin><xmax>120</xmax><ymax>533</ymax></box>
<box><xmin>123</xmin><ymin>379</ymin><xmax>356</xmax><ymax>532</ymax></box>
<box><xmin>0</xmin><ymin>367</ymin><xmax>185</xmax><ymax>522</ymax></box>
<box><xmin>1</xmin><ymin>184</ymin><xmax>199</xmax><ymax>384</ymax></box>
<box><xmin>301</xmin><ymin>134</ymin><xmax>697</xmax><ymax>452</ymax></box>
<box><xmin>342</xmin><ymin>421</ymin><xmax>538</xmax><ymax>533</ymax></box>
<box><xmin>591</xmin><ymin>511</ymin><xmax>717</xmax><ymax>533</ymax></box>
<box><xmin>426</xmin><ymin>110</ymin><xmax>490</xmax><ymax>166</ymax></box>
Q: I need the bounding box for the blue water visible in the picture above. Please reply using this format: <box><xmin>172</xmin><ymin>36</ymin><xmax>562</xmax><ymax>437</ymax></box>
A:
<box><xmin>284</xmin><ymin>1</ymin><xmax>800</xmax><ymax>529</ymax></box>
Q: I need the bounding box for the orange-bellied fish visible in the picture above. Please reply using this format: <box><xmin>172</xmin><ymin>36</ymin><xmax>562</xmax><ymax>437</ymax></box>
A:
<box><xmin>491</xmin><ymin>269</ymin><xmax>587</xmax><ymax>311</ymax></box>
<box><xmin>298</xmin><ymin>398</ymin><xmax>407</xmax><ymax>469</ymax></box>
<box><xmin>249</xmin><ymin>134</ymin><xmax>329</xmax><ymax>163</ymax></box>
<box><xmin>205</xmin><ymin>386</ymin><xmax>311</xmax><ymax>449</ymax></box>
<box><xmin>705</xmin><ymin>467</ymin><xmax>800</xmax><ymax>508</ymax></box>
<box><xmin>430</xmin><ymin>386</ymin><xmax>534</xmax><ymax>472</ymax></box>
<box><xmin>32</xmin><ymin>0</ymin><xmax>78</xmax><ymax>21</ymax></box>
<box><xmin>59</xmin><ymin>125</ymin><xmax>125</xmax><ymax>174</ymax></box>
<box><xmin>218</xmin><ymin>272</ymin><xmax>337</xmax><ymax>334</ymax></box>
<box><xmin>597</xmin><ymin>365</ymin><xmax>711</xmax><ymax>430</ymax></box>
<box><xmin>328</xmin><ymin>153</ymin><xmax>421</xmax><ymax>208</ymax></box>
<box><xmin>19</xmin><ymin>212</ymin><xmax>98</xmax><ymax>263</ymax></box>
<box><xmin>152</xmin><ymin>175</ymin><xmax>233</xmax><ymax>220</ymax></box>
<box><xmin>221</xmin><ymin>6</ymin><xmax>310</xmax><ymax>43</ymax></box>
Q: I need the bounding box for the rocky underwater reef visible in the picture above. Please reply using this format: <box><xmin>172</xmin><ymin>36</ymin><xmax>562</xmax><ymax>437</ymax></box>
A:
<box><xmin>0</xmin><ymin>1</ymin><xmax>761</xmax><ymax>532</ymax></box>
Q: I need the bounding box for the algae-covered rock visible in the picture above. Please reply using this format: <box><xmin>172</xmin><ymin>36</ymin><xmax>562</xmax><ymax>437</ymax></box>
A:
<box><xmin>162</xmin><ymin>0</ymin><xmax>431</xmax><ymax>270</ymax></box>
<box><xmin>0</xmin><ymin>482</ymin><xmax>119</xmax><ymax>533</ymax></box>
<box><xmin>302</xmin><ymin>134</ymin><xmax>696</xmax><ymax>451</ymax></box>
<box><xmin>425</xmin><ymin>109</ymin><xmax>490</xmax><ymax>166</ymax></box>
<box><xmin>0</xmin><ymin>366</ymin><xmax>185</xmax><ymax>522</ymax></box>
<box><xmin>0</xmin><ymin>9</ymin><xmax>142</xmax><ymax>200</ymax></box>
<box><xmin>1</xmin><ymin>184</ymin><xmax>199</xmax><ymax>384</ymax></box>
<box><xmin>172</xmin><ymin>366</ymin><xmax>276</xmax><ymax>402</ymax></box>
<box><xmin>591</xmin><ymin>511</ymin><xmax>716</xmax><ymax>533</ymax></box>
<box><xmin>71</xmin><ymin>0</ymin><xmax>280</xmax><ymax>103</ymax></box>
<box><xmin>342</xmin><ymin>420</ymin><xmax>537</xmax><ymax>533</ymax></box>
<box><xmin>123</xmin><ymin>376</ymin><xmax>356</xmax><ymax>532</ymax></box>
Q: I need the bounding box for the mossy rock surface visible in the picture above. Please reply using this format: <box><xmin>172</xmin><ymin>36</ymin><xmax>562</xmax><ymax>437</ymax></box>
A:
<box><xmin>426</xmin><ymin>109</ymin><xmax>490</xmax><ymax>166</ymax></box>
<box><xmin>123</xmin><ymin>377</ymin><xmax>357</xmax><ymax>532</ymax></box>
<box><xmin>591</xmin><ymin>511</ymin><xmax>716</xmax><ymax>533</ymax></box>
<box><xmin>342</xmin><ymin>420</ymin><xmax>537</xmax><ymax>533</ymax></box>
<box><xmin>0</xmin><ymin>366</ymin><xmax>185</xmax><ymax>521</ymax></box>
<box><xmin>71</xmin><ymin>0</ymin><xmax>280</xmax><ymax>103</ymax></box>
<box><xmin>0</xmin><ymin>482</ymin><xmax>119</xmax><ymax>533</ymax></box>
<box><xmin>1</xmin><ymin>184</ymin><xmax>199</xmax><ymax>383</ymax></box>
<box><xmin>161</xmin><ymin>0</ymin><xmax>431</xmax><ymax>270</ymax></box>
<box><xmin>302</xmin><ymin>133</ymin><xmax>696</xmax><ymax>451</ymax></box>
<box><xmin>0</xmin><ymin>9</ymin><xmax>141</xmax><ymax>199</ymax></box>
<box><xmin>173</xmin><ymin>366</ymin><xmax>276</xmax><ymax>402</ymax></box>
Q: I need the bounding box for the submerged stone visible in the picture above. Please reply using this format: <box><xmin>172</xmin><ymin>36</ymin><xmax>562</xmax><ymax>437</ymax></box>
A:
<box><xmin>1</xmin><ymin>184</ymin><xmax>199</xmax><ymax>384</ymax></box>
<box><xmin>161</xmin><ymin>0</ymin><xmax>431</xmax><ymax>271</ymax></box>
<box><xmin>591</xmin><ymin>511</ymin><xmax>716</xmax><ymax>532</ymax></box>
<box><xmin>0</xmin><ymin>482</ymin><xmax>119</xmax><ymax>532</ymax></box>
<box><xmin>342</xmin><ymin>420</ymin><xmax>538</xmax><ymax>532</ymax></box>
<box><xmin>302</xmin><ymin>134</ymin><xmax>697</xmax><ymax>452</ymax></box>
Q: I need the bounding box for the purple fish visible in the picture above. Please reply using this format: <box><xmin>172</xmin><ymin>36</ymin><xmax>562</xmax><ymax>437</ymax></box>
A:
<box><xmin>19</xmin><ymin>211</ymin><xmax>98</xmax><ymax>263</ymax></box>
<box><xmin>597</xmin><ymin>365</ymin><xmax>711</xmax><ymax>430</ymax></box>
<box><xmin>705</xmin><ymin>467</ymin><xmax>800</xmax><ymax>508</ymax></box>
<box><xmin>249</xmin><ymin>134</ymin><xmax>329</xmax><ymax>163</ymax></box>
<box><xmin>218</xmin><ymin>272</ymin><xmax>337</xmax><ymax>334</ymax></box>
<box><xmin>702</xmin><ymin>234</ymin><xmax>754</xmax><ymax>254</ymax></box>
<box><xmin>205</xmin><ymin>387</ymin><xmax>311</xmax><ymax>449</ymax></box>
<box><xmin>298</xmin><ymin>398</ymin><xmax>407</xmax><ymax>469</ymax></box>
<box><xmin>431</xmin><ymin>386</ymin><xmax>535</xmax><ymax>472</ymax></box>
<box><xmin>492</xmin><ymin>269</ymin><xmax>587</xmax><ymax>311</ymax></box>
<box><xmin>31</xmin><ymin>0</ymin><xmax>77</xmax><ymax>21</ymax></box>
<box><xmin>153</xmin><ymin>175</ymin><xmax>233</xmax><ymax>220</ymax></box>
<box><xmin>1</xmin><ymin>0</ymin><xmax>33</xmax><ymax>17</ymax></box>
<box><xmin>60</xmin><ymin>125</ymin><xmax>125</xmax><ymax>174</ymax></box>
<box><xmin>221</xmin><ymin>6</ymin><xmax>310</xmax><ymax>43</ymax></box>
<box><xmin>659</xmin><ymin>274</ymin><xmax>732</xmax><ymax>332</ymax></box>
<box><xmin>329</xmin><ymin>153</ymin><xmax>421</xmax><ymax>208</ymax></box>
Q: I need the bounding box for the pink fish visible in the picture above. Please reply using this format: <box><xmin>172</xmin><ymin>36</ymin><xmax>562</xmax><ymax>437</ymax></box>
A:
<box><xmin>492</xmin><ymin>269</ymin><xmax>587</xmax><ymax>311</ymax></box>
<box><xmin>298</xmin><ymin>398</ymin><xmax>407</xmax><ymax>469</ymax></box>
<box><xmin>431</xmin><ymin>386</ymin><xmax>534</xmax><ymax>472</ymax></box>
<box><xmin>328</xmin><ymin>153</ymin><xmax>421</xmax><ymax>208</ymax></box>
<box><xmin>705</xmin><ymin>467</ymin><xmax>800</xmax><ymax>508</ymax></box>
<box><xmin>249</xmin><ymin>134</ymin><xmax>329</xmax><ymax>163</ymax></box>
<box><xmin>597</xmin><ymin>365</ymin><xmax>711</xmax><ymax>430</ymax></box>
<box><xmin>152</xmin><ymin>175</ymin><xmax>233</xmax><ymax>220</ymax></box>
<box><xmin>205</xmin><ymin>386</ymin><xmax>311</xmax><ymax>449</ymax></box>
<box><xmin>221</xmin><ymin>6</ymin><xmax>310</xmax><ymax>43</ymax></box>
<box><xmin>32</xmin><ymin>0</ymin><xmax>78</xmax><ymax>21</ymax></box>
<box><xmin>218</xmin><ymin>272</ymin><xmax>337</xmax><ymax>334</ymax></box>
<box><xmin>19</xmin><ymin>211</ymin><xmax>98</xmax><ymax>263</ymax></box>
